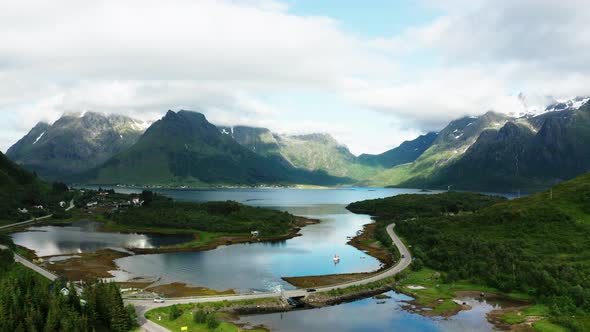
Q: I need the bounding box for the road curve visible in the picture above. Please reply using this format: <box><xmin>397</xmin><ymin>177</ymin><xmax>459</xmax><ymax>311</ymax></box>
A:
<box><xmin>127</xmin><ymin>222</ymin><xmax>412</xmax><ymax>332</ymax></box>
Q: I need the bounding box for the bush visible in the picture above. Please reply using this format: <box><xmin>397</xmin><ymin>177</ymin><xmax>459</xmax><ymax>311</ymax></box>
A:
<box><xmin>206</xmin><ymin>314</ymin><xmax>220</xmax><ymax>329</ymax></box>
<box><xmin>169</xmin><ymin>304</ymin><xmax>181</xmax><ymax>320</ymax></box>
<box><xmin>193</xmin><ymin>309</ymin><xmax>207</xmax><ymax>324</ymax></box>
<box><xmin>411</xmin><ymin>258</ymin><xmax>424</xmax><ymax>271</ymax></box>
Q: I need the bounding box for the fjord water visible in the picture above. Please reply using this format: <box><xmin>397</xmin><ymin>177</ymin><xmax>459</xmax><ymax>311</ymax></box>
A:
<box><xmin>111</xmin><ymin>187</ymin><xmax>421</xmax><ymax>292</ymax></box>
<box><xmin>12</xmin><ymin>187</ymin><xmax>419</xmax><ymax>291</ymax></box>
<box><xmin>11</xmin><ymin>187</ymin><xmax>518</xmax><ymax>331</ymax></box>
<box><xmin>11</xmin><ymin>221</ymin><xmax>193</xmax><ymax>257</ymax></box>
<box><xmin>237</xmin><ymin>290</ymin><xmax>513</xmax><ymax>332</ymax></box>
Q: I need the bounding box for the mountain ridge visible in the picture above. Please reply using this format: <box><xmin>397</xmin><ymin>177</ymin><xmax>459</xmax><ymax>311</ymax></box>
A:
<box><xmin>6</xmin><ymin>112</ymin><xmax>146</xmax><ymax>181</ymax></box>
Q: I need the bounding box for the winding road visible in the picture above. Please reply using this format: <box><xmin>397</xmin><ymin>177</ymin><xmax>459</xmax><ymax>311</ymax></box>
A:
<box><xmin>0</xmin><ymin>204</ymin><xmax>411</xmax><ymax>332</ymax></box>
<box><xmin>127</xmin><ymin>223</ymin><xmax>412</xmax><ymax>332</ymax></box>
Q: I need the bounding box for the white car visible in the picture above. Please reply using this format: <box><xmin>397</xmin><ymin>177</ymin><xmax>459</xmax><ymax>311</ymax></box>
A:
<box><xmin>153</xmin><ymin>297</ymin><xmax>165</xmax><ymax>303</ymax></box>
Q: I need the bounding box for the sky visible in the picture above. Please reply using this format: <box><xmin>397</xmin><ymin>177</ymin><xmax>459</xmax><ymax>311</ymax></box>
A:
<box><xmin>1</xmin><ymin>0</ymin><xmax>590</xmax><ymax>154</ymax></box>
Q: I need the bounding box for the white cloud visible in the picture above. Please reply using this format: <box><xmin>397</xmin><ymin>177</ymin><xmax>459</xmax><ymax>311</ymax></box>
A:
<box><xmin>1</xmin><ymin>0</ymin><xmax>590</xmax><ymax>154</ymax></box>
<box><xmin>342</xmin><ymin>0</ymin><xmax>590</xmax><ymax>130</ymax></box>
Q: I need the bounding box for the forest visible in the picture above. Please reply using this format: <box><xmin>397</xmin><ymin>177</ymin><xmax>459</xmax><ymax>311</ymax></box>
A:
<box><xmin>348</xmin><ymin>174</ymin><xmax>590</xmax><ymax>331</ymax></box>
<box><xmin>0</xmin><ymin>247</ymin><xmax>136</xmax><ymax>331</ymax></box>
<box><xmin>109</xmin><ymin>192</ymin><xmax>296</xmax><ymax>236</ymax></box>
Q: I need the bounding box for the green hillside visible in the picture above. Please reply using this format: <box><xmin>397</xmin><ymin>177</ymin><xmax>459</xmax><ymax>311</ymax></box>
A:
<box><xmin>0</xmin><ymin>152</ymin><xmax>47</xmax><ymax>222</ymax></box>
<box><xmin>368</xmin><ymin>112</ymin><xmax>510</xmax><ymax>187</ymax></box>
<box><xmin>400</xmin><ymin>104</ymin><xmax>590</xmax><ymax>192</ymax></box>
<box><xmin>274</xmin><ymin>133</ymin><xmax>382</xmax><ymax>180</ymax></box>
<box><xmin>349</xmin><ymin>172</ymin><xmax>590</xmax><ymax>330</ymax></box>
<box><xmin>86</xmin><ymin>111</ymin><xmax>347</xmax><ymax>186</ymax></box>
<box><xmin>358</xmin><ymin>132</ymin><xmax>437</xmax><ymax>168</ymax></box>
<box><xmin>222</xmin><ymin>126</ymin><xmax>438</xmax><ymax>182</ymax></box>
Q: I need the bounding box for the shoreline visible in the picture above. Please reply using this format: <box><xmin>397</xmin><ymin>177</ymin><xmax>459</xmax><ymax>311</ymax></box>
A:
<box><xmin>282</xmin><ymin>221</ymin><xmax>391</xmax><ymax>288</ymax></box>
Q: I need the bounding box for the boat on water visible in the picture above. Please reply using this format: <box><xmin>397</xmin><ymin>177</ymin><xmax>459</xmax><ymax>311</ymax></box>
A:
<box><xmin>333</xmin><ymin>254</ymin><xmax>340</xmax><ymax>263</ymax></box>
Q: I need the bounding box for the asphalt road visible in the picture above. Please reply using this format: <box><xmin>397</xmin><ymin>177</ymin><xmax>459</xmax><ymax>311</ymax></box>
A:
<box><xmin>0</xmin><ymin>203</ymin><xmax>412</xmax><ymax>332</ymax></box>
<box><xmin>0</xmin><ymin>199</ymin><xmax>74</xmax><ymax>231</ymax></box>
<box><xmin>127</xmin><ymin>222</ymin><xmax>412</xmax><ymax>332</ymax></box>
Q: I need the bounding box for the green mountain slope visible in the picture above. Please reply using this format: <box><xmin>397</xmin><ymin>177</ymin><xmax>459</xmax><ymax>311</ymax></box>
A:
<box><xmin>349</xmin><ymin>172</ymin><xmax>590</xmax><ymax>330</ymax></box>
<box><xmin>400</xmin><ymin>102</ymin><xmax>590</xmax><ymax>191</ymax></box>
<box><xmin>85</xmin><ymin>111</ymin><xmax>347</xmax><ymax>186</ymax></box>
<box><xmin>358</xmin><ymin>132</ymin><xmax>438</xmax><ymax>168</ymax></box>
<box><xmin>0</xmin><ymin>151</ymin><xmax>47</xmax><ymax>221</ymax></box>
<box><xmin>369</xmin><ymin>111</ymin><xmax>511</xmax><ymax>187</ymax></box>
<box><xmin>6</xmin><ymin>112</ymin><xmax>146</xmax><ymax>181</ymax></box>
<box><xmin>219</xmin><ymin>126</ymin><xmax>438</xmax><ymax>182</ymax></box>
<box><xmin>274</xmin><ymin>133</ymin><xmax>382</xmax><ymax>180</ymax></box>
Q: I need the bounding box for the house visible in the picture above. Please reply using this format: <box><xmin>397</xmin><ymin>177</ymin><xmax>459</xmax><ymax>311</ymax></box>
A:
<box><xmin>60</xmin><ymin>288</ymin><xmax>70</xmax><ymax>296</ymax></box>
<box><xmin>59</xmin><ymin>201</ymin><xmax>66</xmax><ymax>208</ymax></box>
<box><xmin>18</xmin><ymin>208</ymin><xmax>28</xmax><ymax>214</ymax></box>
<box><xmin>86</xmin><ymin>201</ymin><xmax>98</xmax><ymax>208</ymax></box>
<box><xmin>251</xmin><ymin>230</ymin><xmax>260</xmax><ymax>237</ymax></box>
<box><xmin>33</xmin><ymin>205</ymin><xmax>43</xmax><ymax>209</ymax></box>
<box><xmin>132</xmin><ymin>197</ymin><xmax>140</xmax><ymax>205</ymax></box>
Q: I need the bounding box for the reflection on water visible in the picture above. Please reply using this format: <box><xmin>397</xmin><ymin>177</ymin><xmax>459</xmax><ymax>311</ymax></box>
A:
<box><xmin>107</xmin><ymin>188</ymin><xmax>421</xmax><ymax>292</ymax></box>
<box><xmin>237</xmin><ymin>291</ymin><xmax>513</xmax><ymax>332</ymax></box>
<box><xmin>10</xmin><ymin>221</ymin><xmax>193</xmax><ymax>257</ymax></box>
<box><xmin>112</xmin><ymin>210</ymin><xmax>384</xmax><ymax>292</ymax></box>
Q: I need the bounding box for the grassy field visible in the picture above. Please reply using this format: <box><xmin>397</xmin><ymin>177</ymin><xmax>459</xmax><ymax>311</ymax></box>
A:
<box><xmin>145</xmin><ymin>300</ymin><xmax>279</xmax><ymax>332</ymax></box>
<box><xmin>396</xmin><ymin>268</ymin><xmax>531</xmax><ymax>316</ymax></box>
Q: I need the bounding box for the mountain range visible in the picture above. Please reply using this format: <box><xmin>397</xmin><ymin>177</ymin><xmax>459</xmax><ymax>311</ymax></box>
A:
<box><xmin>80</xmin><ymin>110</ymin><xmax>345</xmax><ymax>186</ymax></box>
<box><xmin>5</xmin><ymin>96</ymin><xmax>590</xmax><ymax>191</ymax></box>
<box><xmin>6</xmin><ymin>112</ymin><xmax>147</xmax><ymax>181</ymax></box>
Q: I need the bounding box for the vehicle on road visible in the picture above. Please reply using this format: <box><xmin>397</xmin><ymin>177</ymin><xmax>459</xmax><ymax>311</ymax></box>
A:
<box><xmin>306</xmin><ymin>288</ymin><xmax>316</xmax><ymax>292</ymax></box>
<box><xmin>153</xmin><ymin>297</ymin><xmax>165</xmax><ymax>303</ymax></box>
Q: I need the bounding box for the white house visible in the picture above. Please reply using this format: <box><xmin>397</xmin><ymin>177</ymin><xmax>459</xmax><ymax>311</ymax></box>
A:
<box><xmin>251</xmin><ymin>230</ymin><xmax>260</xmax><ymax>237</ymax></box>
<box><xmin>59</xmin><ymin>201</ymin><xmax>66</xmax><ymax>208</ymax></box>
<box><xmin>18</xmin><ymin>208</ymin><xmax>28</xmax><ymax>214</ymax></box>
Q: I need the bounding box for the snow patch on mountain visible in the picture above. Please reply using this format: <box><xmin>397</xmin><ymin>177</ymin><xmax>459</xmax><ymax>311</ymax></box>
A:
<box><xmin>516</xmin><ymin>94</ymin><xmax>589</xmax><ymax>117</ymax></box>
<box><xmin>33</xmin><ymin>132</ymin><xmax>45</xmax><ymax>145</ymax></box>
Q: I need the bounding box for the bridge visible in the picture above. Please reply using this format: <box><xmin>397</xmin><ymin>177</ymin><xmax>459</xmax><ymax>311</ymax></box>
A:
<box><xmin>126</xmin><ymin>222</ymin><xmax>412</xmax><ymax>332</ymax></box>
<box><xmin>0</xmin><ymin>207</ymin><xmax>412</xmax><ymax>332</ymax></box>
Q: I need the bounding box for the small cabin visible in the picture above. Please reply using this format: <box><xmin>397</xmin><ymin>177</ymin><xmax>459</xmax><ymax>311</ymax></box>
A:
<box><xmin>251</xmin><ymin>230</ymin><xmax>260</xmax><ymax>237</ymax></box>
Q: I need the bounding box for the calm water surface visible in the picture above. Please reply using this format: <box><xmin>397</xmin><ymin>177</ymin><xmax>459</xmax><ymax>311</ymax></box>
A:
<box><xmin>12</xmin><ymin>187</ymin><xmax>519</xmax><ymax>331</ymax></box>
<box><xmin>111</xmin><ymin>188</ymin><xmax>426</xmax><ymax>292</ymax></box>
<box><xmin>237</xmin><ymin>290</ymin><xmax>517</xmax><ymax>332</ymax></box>
<box><xmin>11</xmin><ymin>220</ymin><xmax>193</xmax><ymax>257</ymax></box>
<box><xmin>14</xmin><ymin>187</ymin><xmax>426</xmax><ymax>291</ymax></box>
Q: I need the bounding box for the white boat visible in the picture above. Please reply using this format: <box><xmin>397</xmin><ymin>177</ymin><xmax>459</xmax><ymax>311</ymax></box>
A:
<box><xmin>333</xmin><ymin>254</ymin><xmax>340</xmax><ymax>262</ymax></box>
